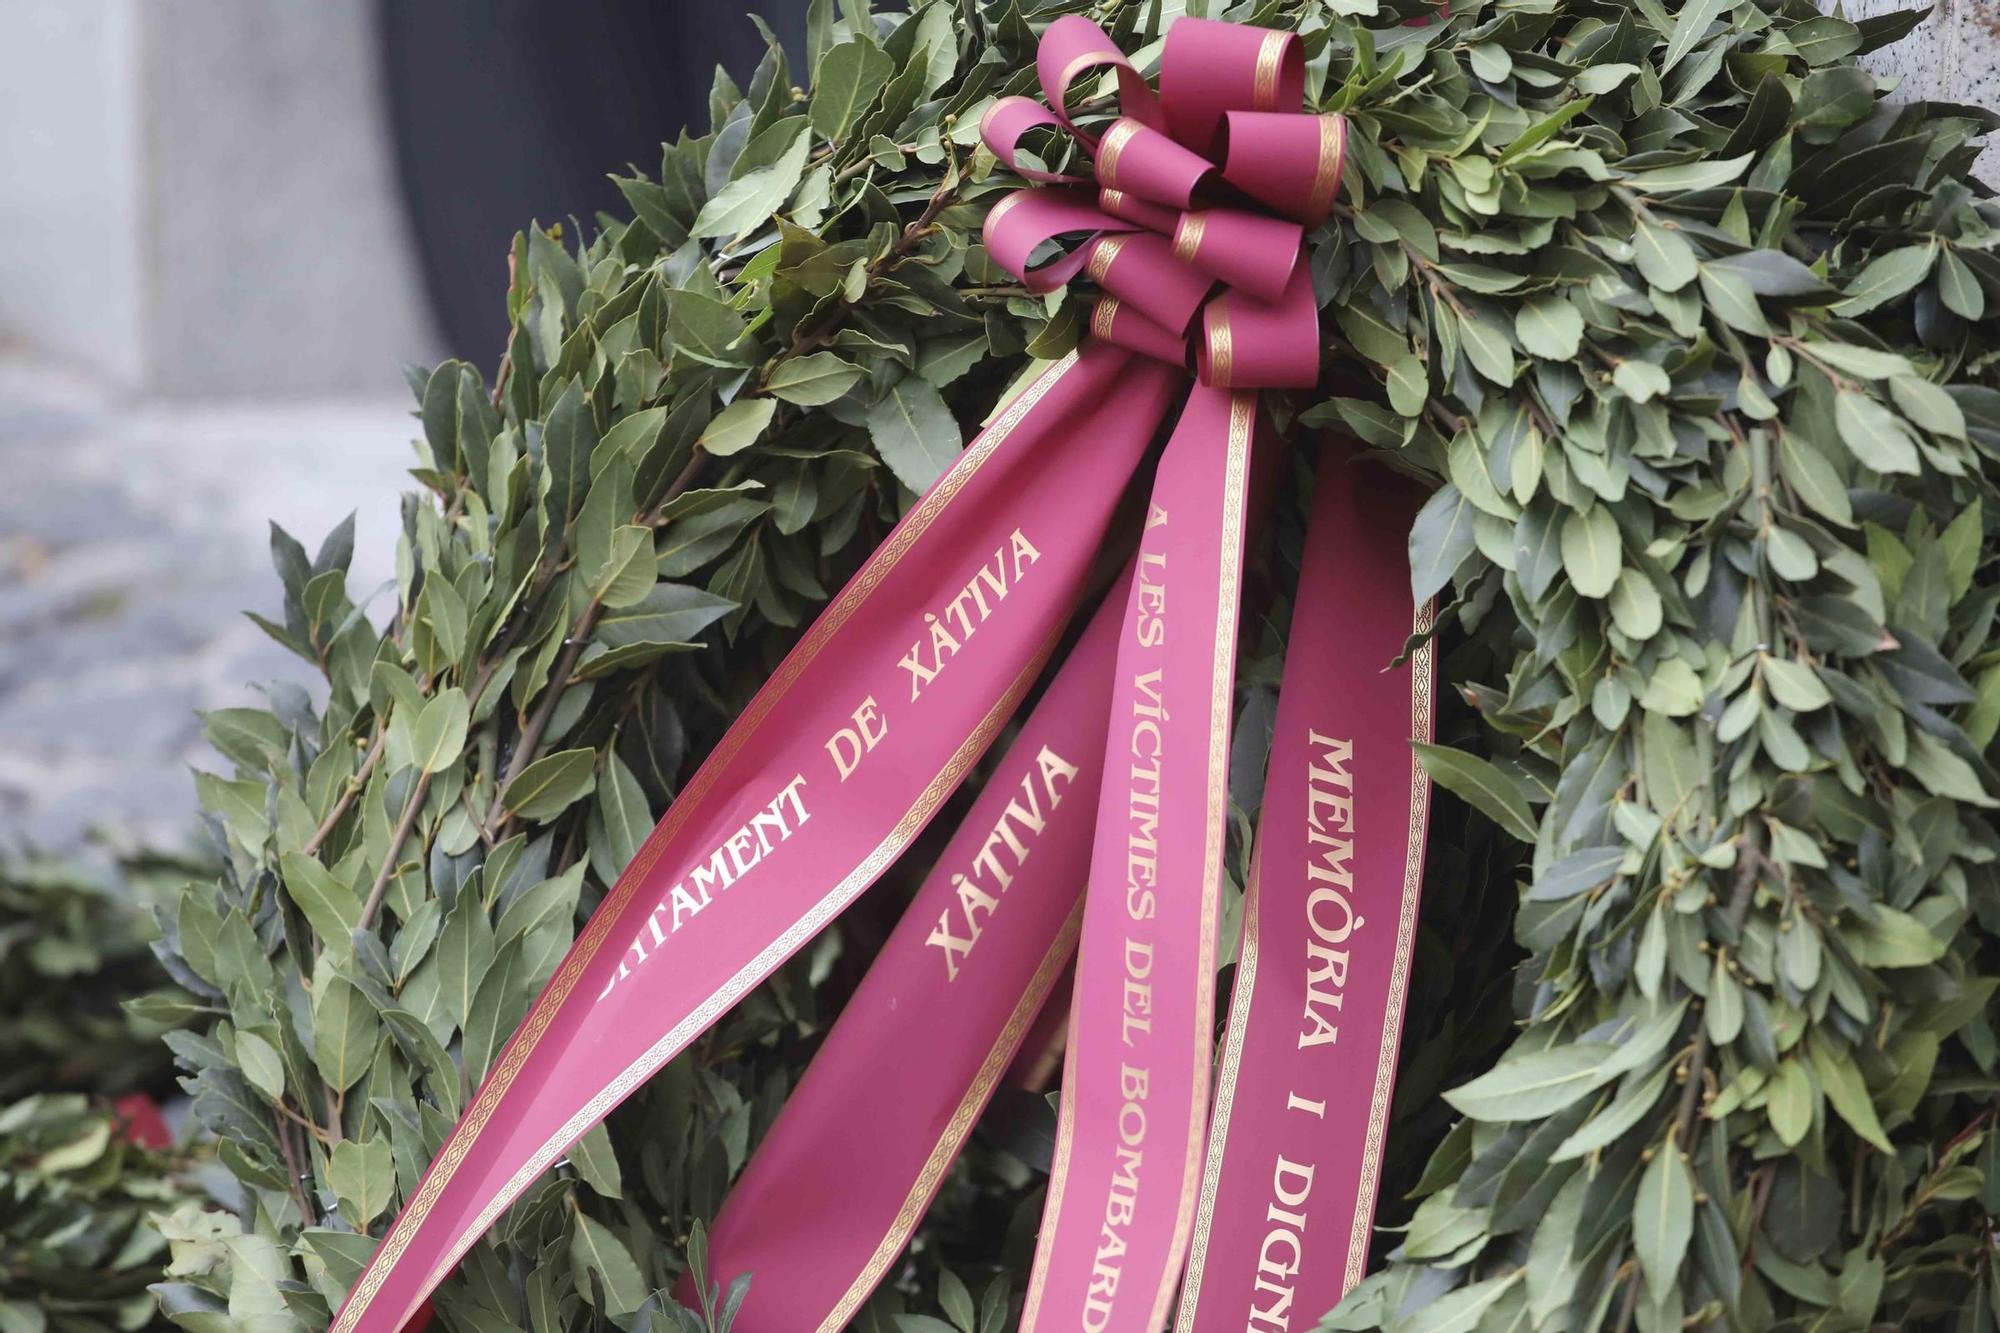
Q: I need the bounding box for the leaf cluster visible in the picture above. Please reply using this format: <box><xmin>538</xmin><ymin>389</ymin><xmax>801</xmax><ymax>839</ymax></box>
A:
<box><xmin>147</xmin><ymin>3</ymin><xmax>1098</xmax><ymax>1329</ymax></box>
<box><xmin>1</xmin><ymin>1093</ymin><xmax>204</xmax><ymax>1333</ymax></box>
<box><xmin>0</xmin><ymin>848</ymin><xmax>200</xmax><ymax>1101</ymax></box>
<box><xmin>0</xmin><ymin>848</ymin><xmax>211</xmax><ymax>1333</ymax></box>
<box><xmin>1293</xmin><ymin>0</ymin><xmax>2000</xmax><ymax>1327</ymax></box>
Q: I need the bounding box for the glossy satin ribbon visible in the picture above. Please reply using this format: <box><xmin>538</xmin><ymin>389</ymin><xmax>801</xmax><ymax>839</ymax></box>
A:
<box><xmin>1175</xmin><ymin>448</ymin><xmax>1434</xmax><ymax>1331</ymax></box>
<box><xmin>665</xmin><ymin>15</ymin><xmax>1349</xmax><ymax>1331</ymax></box>
<box><xmin>330</xmin><ymin>347</ymin><xmax>1181</xmax><ymax>1333</ymax></box>
<box><xmin>1016</xmin><ymin>386</ymin><xmax>1261</xmax><ymax>1333</ymax></box>
<box><xmin>978</xmin><ymin>20</ymin><xmax>1353</xmax><ymax>1330</ymax></box>
<box><xmin>698</xmin><ymin>445</ymin><xmax>1436</xmax><ymax>1333</ymax></box>
<box><xmin>698</xmin><ymin>572</ymin><xmax>1129</xmax><ymax>1333</ymax></box>
<box><xmin>979</xmin><ymin>15</ymin><xmax>1344</xmax><ymax>394</ymax></box>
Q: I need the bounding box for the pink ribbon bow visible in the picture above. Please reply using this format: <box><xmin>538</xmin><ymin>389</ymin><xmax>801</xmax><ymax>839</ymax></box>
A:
<box><xmin>980</xmin><ymin>16</ymin><xmax>1346</xmax><ymax>389</ymax></box>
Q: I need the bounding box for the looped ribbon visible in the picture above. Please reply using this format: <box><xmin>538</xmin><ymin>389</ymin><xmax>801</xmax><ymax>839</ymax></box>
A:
<box><xmin>979</xmin><ymin>15</ymin><xmax>1346</xmax><ymax>389</ymax></box>
<box><xmin>972</xmin><ymin>19</ymin><xmax>1369</xmax><ymax>1333</ymax></box>
<box><xmin>332</xmin><ymin>18</ymin><xmax>1428</xmax><ymax>1333</ymax></box>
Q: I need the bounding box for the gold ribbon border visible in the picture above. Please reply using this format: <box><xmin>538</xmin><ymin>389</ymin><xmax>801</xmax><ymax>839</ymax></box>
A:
<box><xmin>1017</xmin><ymin>391</ymin><xmax>1255</xmax><ymax>1333</ymax></box>
<box><xmin>816</xmin><ymin>900</ymin><xmax>1086</xmax><ymax>1333</ymax></box>
<box><xmin>1174</xmin><ymin>591</ymin><xmax>1437</xmax><ymax>1324</ymax></box>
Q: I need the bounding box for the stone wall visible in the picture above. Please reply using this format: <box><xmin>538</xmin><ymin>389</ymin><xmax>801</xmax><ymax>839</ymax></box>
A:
<box><xmin>140</xmin><ymin>0</ymin><xmax>440</xmax><ymax>397</ymax></box>
<box><xmin>0</xmin><ymin>0</ymin><xmax>438</xmax><ymax>397</ymax></box>
<box><xmin>0</xmin><ymin>2</ymin><xmax>145</xmax><ymax>382</ymax></box>
<box><xmin>1849</xmin><ymin>0</ymin><xmax>2000</xmax><ymax>184</ymax></box>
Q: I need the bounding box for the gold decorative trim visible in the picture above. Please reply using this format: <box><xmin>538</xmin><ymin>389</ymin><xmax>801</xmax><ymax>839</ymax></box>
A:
<box><xmin>1206</xmin><ymin>300</ymin><xmax>1235</xmax><ymax>388</ymax></box>
<box><xmin>1100</xmin><ymin>187</ymin><xmax>1127</xmax><ymax>213</ymax></box>
<box><xmin>985</xmin><ymin>191</ymin><xmax>1023</xmax><ymax>229</ymax></box>
<box><xmin>1173</xmin><ymin>835</ymin><xmax>1262</xmax><ymax>1332</ymax></box>
<box><xmin>1344</xmin><ymin>595</ymin><xmax>1436</xmax><ymax>1288</ymax></box>
<box><xmin>1023</xmin><ymin>404</ymin><xmax>1253</xmax><ymax>1333</ymax></box>
<box><xmin>1092</xmin><ymin>297</ymin><xmax>1121</xmax><ymax>342</ymax></box>
<box><xmin>1085</xmin><ymin>236</ymin><xmax>1124</xmax><ymax>285</ymax></box>
<box><xmin>1095</xmin><ymin>118</ymin><xmax>1142</xmax><ymax>191</ymax></box>
<box><xmin>816</xmin><ymin>900</ymin><xmax>1087</xmax><ymax>1333</ymax></box>
<box><xmin>1172</xmin><ymin>210</ymin><xmax>1208</xmax><ymax>265</ymax></box>
<box><xmin>1253</xmin><ymin>31</ymin><xmax>1290</xmax><ymax>111</ymax></box>
<box><xmin>1017</xmin><ymin>973</ymin><xmax>1082</xmax><ymax>1331</ymax></box>
<box><xmin>1306</xmin><ymin>115</ymin><xmax>1347</xmax><ymax>222</ymax></box>
<box><xmin>332</xmin><ymin>351</ymin><xmax>1085</xmax><ymax>1333</ymax></box>
<box><xmin>1057</xmin><ymin>50</ymin><xmax>1105</xmax><ymax>101</ymax></box>
<box><xmin>1175</xmin><ymin>567</ymin><xmax>1439</xmax><ymax>1317</ymax></box>
<box><xmin>1147</xmin><ymin>390</ymin><xmax>1255</xmax><ymax>1332</ymax></box>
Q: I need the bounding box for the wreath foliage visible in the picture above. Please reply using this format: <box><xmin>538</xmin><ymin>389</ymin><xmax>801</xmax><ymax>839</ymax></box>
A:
<box><xmin>0</xmin><ymin>848</ymin><xmax>209</xmax><ymax>1331</ymax></box>
<box><xmin>148</xmin><ymin>0</ymin><xmax>2000</xmax><ymax>1329</ymax></box>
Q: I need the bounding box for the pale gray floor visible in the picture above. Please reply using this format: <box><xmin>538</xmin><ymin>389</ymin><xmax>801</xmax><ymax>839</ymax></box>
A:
<box><xmin>0</xmin><ymin>351</ymin><xmax>411</xmax><ymax>849</ymax></box>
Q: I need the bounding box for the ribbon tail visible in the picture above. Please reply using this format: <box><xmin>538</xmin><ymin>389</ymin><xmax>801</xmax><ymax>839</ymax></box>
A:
<box><xmin>697</xmin><ymin>568</ymin><xmax>1133</xmax><ymax>1333</ymax></box>
<box><xmin>1174</xmin><ymin>442</ymin><xmax>1437</xmax><ymax>1329</ymax></box>
<box><xmin>330</xmin><ymin>345</ymin><xmax>1181</xmax><ymax>1333</ymax></box>
<box><xmin>1020</xmin><ymin>382</ymin><xmax>1260</xmax><ymax>1333</ymax></box>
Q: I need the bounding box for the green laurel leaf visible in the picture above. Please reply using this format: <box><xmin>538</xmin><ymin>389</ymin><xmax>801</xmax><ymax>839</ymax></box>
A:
<box><xmin>1634</xmin><ymin>1146</ymin><xmax>1694</xmax><ymax>1300</ymax></box>
<box><xmin>867</xmin><ymin>375</ymin><xmax>963</xmax><ymax>494</ymax></box>
<box><xmin>501</xmin><ymin>750</ymin><xmax>599</xmax><ymax>822</ymax></box>
<box><xmin>1413</xmin><ymin>743</ymin><xmax>1540</xmax><ymax>843</ymax></box>
<box><xmin>1560</xmin><ymin>505</ymin><xmax>1621</xmax><ymax>599</ymax></box>
<box><xmin>810</xmin><ymin>39</ymin><xmax>893</xmax><ymax>142</ymax></box>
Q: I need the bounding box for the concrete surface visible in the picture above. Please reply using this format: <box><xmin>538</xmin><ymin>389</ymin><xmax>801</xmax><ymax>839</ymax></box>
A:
<box><xmin>0</xmin><ymin>353</ymin><xmax>412</xmax><ymax>850</ymax></box>
<box><xmin>140</xmin><ymin>0</ymin><xmax>440</xmax><ymax>396</ymax></box>
<box><xmin>0</xmin><ymin>2</ymin><xmax>145</xmax><ymax>382</ymax></box>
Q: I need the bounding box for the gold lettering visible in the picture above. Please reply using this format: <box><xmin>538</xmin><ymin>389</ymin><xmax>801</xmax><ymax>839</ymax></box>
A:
<box><xmin>1244</xmin><ymin>1160</ymin><xmax>1316</xmax><ymax>1330</ymax></box>
<box><xmin>669</xmin><ymin>884</ymin><xmax>707</xmax><ymax>930</ymax></box>
<box><xmin>1299</xmin><ymin>733</ymin><xmax>1361</xmax><ymax>1051</ymax></box>
<box><xmin>597</xmin><ymin>775</ymin><xmax>811</xmax><ymax>999</ymax></box>
<box><xmin>898</xmin><ymin>528</ymin><xmax>1042</xmax><ymax>701</ymax></box>
<box><xmin>926</xmin><ymin>746</ymin><xmax>1077</xmax><ymax>980</ymax></box>
<box><xmin>1082</xmin><ymin>517</ymin><xmax>1176</xmax><ymax>1329</ymax></box>
<box><xmin>1085</xmin><ymin>1073</ymin><xmax>1149</xmax><ymax>1329</ymax></box>
<box><xmin>826</xmin><ymin>697</ymin><xmax>888</xmax><ymax>781</ymax></box>
<box><xmin>1035</xmin><ymin>744</ymin><xmax>1079</xmax><ymax>796</ymax></box>
<box><xmin>1134</xmin><ymin>551</ymin><xmax>1167</xmax><ymax>648</ymax></box>
<box><xmin>688</xmin><ymin>845</ymin><xmax>734</xmax><ymax>902</ymax></box>
<box><xmin>924</xmin><ymin>909</ymin><xmax>979</xmax><ymax>983</ymax></box>
<box><xmin>1273</xmin><ymin>1156</ymin><xmax>1315</xmax><ymax>1207</ymax></box>
<box><xmin>724</xmin><ymin>827</ymin><xmax>759</xmax><ymax>878</ymax></box>
<box><xmin>1009</xmin><ymin>527</ymin><xmax>1042</xmax><ymax>578</ymax></box>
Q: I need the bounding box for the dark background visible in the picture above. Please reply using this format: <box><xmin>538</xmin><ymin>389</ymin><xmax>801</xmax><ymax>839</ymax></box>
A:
<box><xmin>380</xmin><ymin>0</ymin><xmax>810</xmax><ymax>366</ymax></box>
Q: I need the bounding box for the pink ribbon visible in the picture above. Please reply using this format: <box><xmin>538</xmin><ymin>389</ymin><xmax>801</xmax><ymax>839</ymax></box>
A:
<box><xmin>333</xmin><ymin>18</ymin><xmax>1391</xmax><ymax>1333</ymax></box>
<box><xmin>1175</xmin><ymin>445</ymin><xmax>1436</xmax><ymax>1329</ymax></box>
<box><xmin>329</xmin><ymin>347</ymin><xmax>1183</xmax><ymax>1333</ymax></box>
<box><xmin>980</xmin><ymin>15</ymin><xmax>1346</xmax><ymax>392</ymax></box>
<box><xmin>697</xmin><ymin>572</ymin><xmax>1130</xmax><ymax>1332</ymax></box>
<box><xmin>977</xmin><ymin>20</ymin><xmax>1353</xmax><ymax>1332</ymax></box>
<box><xmin>1017</xmin><ymin>388</ymin><xmax>1265</xmax><ymax>1333</ymax></box>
